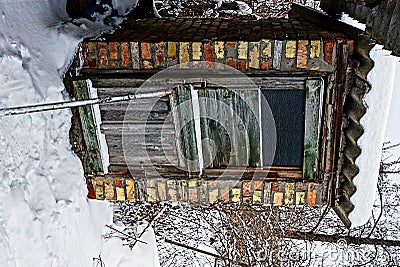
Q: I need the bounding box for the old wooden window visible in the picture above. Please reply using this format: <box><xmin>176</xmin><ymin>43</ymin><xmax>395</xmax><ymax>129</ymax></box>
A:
<box><xmin>171</xmin><ymin>78</ymin><xmax>323</xmax><ymax>179</ymax></box>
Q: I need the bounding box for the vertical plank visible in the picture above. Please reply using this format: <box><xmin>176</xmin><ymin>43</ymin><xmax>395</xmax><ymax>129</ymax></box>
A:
<box><xmin>73</xmin><ymin>80</ymin><xmax>103</xmax><ymax>173</ymax></box>
<box><xmin>176</xmin><ymin>85</ymin><xmax>199</xmax><ymax>173</ymax></box>
<box><xmin>303</xmin><ymin>79</ymin><xmax>322</xmax><ymax>179</ymax></box>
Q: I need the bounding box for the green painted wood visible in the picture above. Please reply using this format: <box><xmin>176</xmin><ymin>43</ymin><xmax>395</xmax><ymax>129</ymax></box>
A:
<box><xmin>303</xmin><ymin>79</ymin><xmax>321</xmax><ymax>179</ymax></box>
<box><xmin>198</xmin><ymin>89</ymin><xmax>259</xmax><ymax>168</ymax></box>
<box><xmin>234</xmin><ymin>90</ymin><xmax>260</xmax><ymax>167</ymax></box>
<box><xmin>73</xmin><ymin>80</ymin><xmax>103</xmax><ymax>173</ymax></box>
<box><xmin>176</xmin><ymin>84</ymin><xmax>199</xmax><ymax>173</ymax></box>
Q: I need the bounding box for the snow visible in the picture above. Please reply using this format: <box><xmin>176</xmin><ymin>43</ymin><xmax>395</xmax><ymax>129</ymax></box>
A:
<box><xmin>0</xmin><ymin>0</ymin><xmax>159</xmax><ymax>266</ymax></box>
<box><xmin>341</xmin><ymin>14</ymin><xmax>398</xmax><ymax>227</ymax></box>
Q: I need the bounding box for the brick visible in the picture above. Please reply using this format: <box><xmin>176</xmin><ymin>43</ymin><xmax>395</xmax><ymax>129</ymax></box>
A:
<box><xmin>192</xmin><ymin>42</ymin><xmax>202</xmax><ymax>60</ymax></box>
<box><xmin>310</xmin><ymin>40</ymin><xmax>321</xmax><ymax>58</ymax></box>
<box><xmin>261</xmin><ymin>39</ymin><xmax>272</xmax><ymax>58</ymax></box>
<box><xmin>147</xmin><ymin>187</ymin><xmax>157</xmax><ymax>202</ymax></box>
<box><xmin>97</xmin><ymin>42</ymin><xmax>109</xmax><ymax>67</ymax></box>
<box><xmin>323</xmin><ymin>39</ymin><xmax>334</xmax><ymax>64</ymax></box>
<box><xmin>104</xmin><ymin>179</ymin><xmax>114</xmax><ymax>200</ymax></box>
<box><xmin>179</xmin><ymin>42</ymin><xmax>190</xmax><ymax>66</ymax></box>
<box><xmin>226</xmin><ymin>41</ymin><xmax>236</xmax><ymax>53</ymax></box>
<box><xmin>254</xmin><ymin>180</ymin><xmax>263</xmax><ymax>191</ymax></box>
<box><xmin>155</xmin><ymin>42</ymin><xmax>165</xmax><ymax>67</ymax></box>
<box><xmin>237</xmin><ymin>60</ymin><xmax>247</xmax><ymax>70</ymax></box>
<box><xmin>273</xmin><ymin>40</ymin><xmax>283</xmax><ymax>70</ymax></box>
<box><xmin>242</xmin><ymin>181</ymin><xmax>252</xmax><ymax>196</ymax></box>
<box><xmin>178</xmin><ymin>180</ymin><xmax>188</xmax><ymax>201</ymax></box>
<box><xmin>115</xmin><ymin>179</ymin><xmax>123</xmax><ymax>187</ymax></box>
<box><xmin>110</xmin><ymin>61</ymin><xmax>119</xmax><ymax>68</ymax></box>
<box><xmin>261</xmin><ymin>59</ymin><xmax>269</xmax><ymax>70</ymax></box>
<box><xmin>168</xmin><ymin>42</ymin><xmax>177</xmax><ymax>58</ymax></box>
<box><xmin>296</xmin><ymin>192</ymin><xmax>305</xmax><ymax>205</ymax></box>
<box><xmin>273</xmin><ymin>192</ymin><xmax>284</xmax><ymax>206</ymax></box>
<box><xmin>214</xmin><ymin>41</ymin><xmax>225</xmax><ymax>59</ymax></box>
<box><xmin>307</xmin><ymin>183</ymin><xmax>317</xmax><ymax>206</ymax></box>
<box><xmin>147</xmin><ymin>179</ymin><xmax>156</xmax><ymax>187</ymax></box>
<box><xmin>120</xmin><ymin>42</ymin><xmax>130</xmax><ymax>68</ymax></box>
<box><xmin>109</xmin><ymin>42</ymin><xmax>118</xmax><ymax>60</ymax></box>
<box><xmin>87</xmin><ymin>42</ymin><xmax>97</xmax><ymax>67</ymax></box>
<box><xmin>116</xmin><ymin>187</ymin><xmax>126</xmax><ymax>200</ymax></box>
<box><xmin>263</xmin><ymin>182</ymin><xmax>271</xmax><ymax>204</ymax></box>
<box><xmin>130</xmin><ymin>42</ymin><xmax>140</xmax><ymax>69</ymax></box>
<box><xmin>95</xmin><ymin>179</ymin><xmax>105</xmax><ymax>200</ymax></box>
<box><xmin>204</xmin><ymin>42</ymin><xmax>213</xmax><ymax>68</ymax></box>
<box><xmin>285</xmin><ymin>40</ymin><xmax>296</xmax><ymax>59</ymax></box>
<box><xmin>249</xmin><ymin>42</ymin><xmax>260</xmax><ymax>69</ymax></box>
<box><xmin>232</xmin><ymin>188</ymin><xmax>241</xmax><ymax>202</ymax></box>
<box><xmin>168</xmin><ymin>188</ymin><xmax>178</xmax><ymax>202</ymax></box>
<box><xmin>238</xmin><ymin>41</ymin><xmax>248</xmax><ymax>60</ymax></box>
<box><xmin>296</xmin><ymin>182</ymin><xmax>306</xmax><ymax>191</ymax></box>
<box><xmin>126</xmin><ymin>179</ymin><xmax>135</xmax><ymax>200</ymax></box>
<box><xmin>157</xmin><ymin>182</ymin><xmax>166</xmax><ymax>201</ymax></box>
<box><xmin>220</xmin><ymin>184</ymin><xmax>230</xmax><ymax>202</ymax></box>
<box><xmin>226</xmin><ymin>58</ymin><xmax>236</xmax><ymax>68</ymax></box>
<box><xmin>189</xmin><ymin>188</ymin><xmax>198</xmax><ymax>202</ymax></box>
<box><xmin>141</xmin><ymin>42</ymin><xmax>152</xmax><ymax>60</ymax></box>
<box><xmin>271</xmin><ymin>181</ymin><xmax>280</xmax><ymax>192</ymax></box>
<box><xmin>284</xmin><ymin>183</ymin><xmax>295</xmax><ymax>205</ymax></box>
<box><xmin>297</xmin><ymin>40</ymin><xmax>308</xmax><ymax>69</ymax></box>
<box><xmin>253</xmin><ymin>190</ymin><xmax>262</xmax><ymax>204</ymax></box>
<box><xmin>189</xmin><ymin>180</ymin><xmax>197</xmax><ymax>187</ymax></box>
<box><xmin>209</xmin><ymin>189</ymin><xmax>218</xmax><ymax>202</ymax></box>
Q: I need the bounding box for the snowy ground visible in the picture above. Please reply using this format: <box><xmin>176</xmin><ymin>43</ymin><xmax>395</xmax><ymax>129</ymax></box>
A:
<box><xmin>0</xmin><ymin>0</ymin><xmax>158</xmax><ymax>266</ymax></box>
<box><xmin>341</xmin><ymin>14</ymin><xmax>400</xmax><ymax>227</ymax></box>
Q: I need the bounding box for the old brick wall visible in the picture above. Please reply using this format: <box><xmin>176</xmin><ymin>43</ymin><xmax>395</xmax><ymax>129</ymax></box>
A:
<box><xmin>90</xmin><ymin>176</ymin><xmax>327</xmax><ymax>206</ymax></box>
<box><xmin>81</xmin><ymin>38</ymin><xmax>344</xmax><ymax>73</ymax></box>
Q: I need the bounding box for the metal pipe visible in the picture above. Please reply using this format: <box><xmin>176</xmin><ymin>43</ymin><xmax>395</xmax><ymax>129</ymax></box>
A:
<box><xmin>0</xmin><ymin>90</ymin><xmax>173</xmax><ymax>117</ymax></box>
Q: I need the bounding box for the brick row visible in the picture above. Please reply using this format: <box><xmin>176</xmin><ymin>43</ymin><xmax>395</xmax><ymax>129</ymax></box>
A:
<box><xmin>80</xmin><ymin>38</ymin><xmax>355</xmax><ymax>72</ymax></box>
<box><xmin>89</xmin><ymin>176</ymin><xmax>327</xmax><ymax>206</ymax></box>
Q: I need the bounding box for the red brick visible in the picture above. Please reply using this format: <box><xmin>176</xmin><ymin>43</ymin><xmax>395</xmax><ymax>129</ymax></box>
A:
<box><xmin>109</xmin><ymin>42</ymin><xmax>118</xmax><ymax>60</ymax></box>
<box><xmin>155</xmin><ymin>42</ymin><xmax>165</xmax><ymax>67</ymax></box>
<box><xmin>97</xmin><ymin>42</ymin><xmax>109</xmax><ymax>67</ymax></box>
<box><xmin>226</xmin><ymin>58</ymin><xmax>236</xmax><ymax>68</ymax></box>
<box><xmin>120</xmin><ymin>42</ymin><xmax>130</xmax><ymax>68</ymax></box>
<box><xmin>141</xmin><ymin>42</ymin><xmax>152</xmax><ymax>60</ymax></box>
<box><xmin>261</xmin><ymin>59</ymin><xmax>268</xmax><ymax>70</ymax></box>
<box><xmin>110</xmin><ymin>61</ymin><xmax>119</xmax><ymax>68</ymax></box>
<box><xmin>323</xmin><ymin>39</ymin><xmax>334</xmax><ymax>64</ymax></box>
<box><xmin>87</xmin><ymin>178</ymin><xmax>96</xmax><ymax>199</ymax></box>
<box><xmin>220</xmin><ymin>185</ymin><xmax>230</xmax><ymax>202</ymax></box>
<box><xmin>307</xmin><ymin>184</ymin><xmax>317</xmax><ymax>206</ymax></box>
<box><xmin>237</xmin><ymin>60</ymin><xmax>247</xmax><ymax>70</ymax></box>
<box><xmin>226</xmin><ymin>41</ymin><xmax>236</xmax><ymax>48</ymax></box>
<box><xmin>115</xmin><ymin>179</ymin><xmax>123</xmax><ymax>187</ymax></box>
<box><xmin>204</xmin><ymin>42</ymin><xmax>213</xmax><ymax>68</ymax></box>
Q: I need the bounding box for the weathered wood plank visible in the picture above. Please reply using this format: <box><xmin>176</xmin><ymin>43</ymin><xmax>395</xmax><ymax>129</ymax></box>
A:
<box><xmin>303</xmin><ymin>79</ymin><xmax>322</xmax><ymax>179</ymax></box>
<box><xmin>176</xmin><ymin>85</ymin><xmax>199</xmax><ymax>173</ymax></box>
<box><xmin>73</xmin><ymin>80</ymin><xmax>103</xmax><ymax>173</ymax></box>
